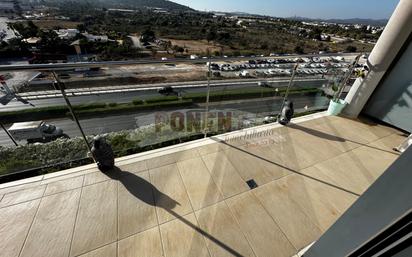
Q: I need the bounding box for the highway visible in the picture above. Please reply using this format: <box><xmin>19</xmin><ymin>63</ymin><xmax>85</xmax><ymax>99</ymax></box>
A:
<box><xmin>0</xmin><ymin>78</ymin><xmax>327</xmax><ymax>112</ymax></box>
<box><xmin>0</xmin><ymin>94</ymin><xmax>329</xmax><ymax>146</ymax></box>
<box><xmin>0</xmin><ymin>78</ymin><xmax>330</xmax><ymax>146</ymax></box>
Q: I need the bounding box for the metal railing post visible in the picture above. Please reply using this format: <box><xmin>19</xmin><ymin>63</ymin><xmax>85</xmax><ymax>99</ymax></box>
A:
<box><xmin>204</xmin><ymin>49</ymin><xmax>212</xmax><ymax>138</ymax></box>
<box><xmin>51</xmin><ymin>72</ymin><xmax>93</xmax><ymax>156</ymax></box>
<box><xmin>336</xmin><ymin>54</ymin><xmax>362</xmax><ymax>100</ymax></box>
<box><xmin>0</xmin><ymin>122</ymin><xmax>18</xmax><ymax>146</ymax></box>
<box><xmin>279</xmin><ymin>64</ymin><xmax>299</xmax><ymax>112</ymax></box>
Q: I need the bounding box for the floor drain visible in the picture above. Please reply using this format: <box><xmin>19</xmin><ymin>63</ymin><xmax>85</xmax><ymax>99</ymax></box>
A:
<box><xmin>246</xmin><ymin>179</ymin><xmax>258</xmax><ymax>190</ymax></box>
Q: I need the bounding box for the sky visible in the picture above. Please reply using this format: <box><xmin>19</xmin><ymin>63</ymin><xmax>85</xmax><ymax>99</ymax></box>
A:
<box><xmin>172</xmin><ymin>0</ymin><xmax>400</xmax><ymax>20</ymax></box>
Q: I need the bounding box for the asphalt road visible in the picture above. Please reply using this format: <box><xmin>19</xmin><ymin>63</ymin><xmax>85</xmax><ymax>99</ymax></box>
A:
<box><xmin>0</xmin><ymin>94</ymin><xmax>329</xmax><ymax>146</ymax></box>
<box><xmin>0</xmin><ymin>78</ymin><xmax>326</xmax><ymax>112</ymax></box>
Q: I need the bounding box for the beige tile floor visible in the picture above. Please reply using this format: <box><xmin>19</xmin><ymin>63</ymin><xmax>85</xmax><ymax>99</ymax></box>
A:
<box><xmin>0</xmin><ymin>115</ymin><xmax>405</xmax><ymax>257</ymax></box>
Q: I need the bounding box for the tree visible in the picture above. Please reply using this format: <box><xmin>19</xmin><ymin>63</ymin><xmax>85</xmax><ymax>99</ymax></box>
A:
<box><xmin>140</xmin><ymin>28</ymin><xmax>155</xmax><ymax>43</ymax></box>
<box><xmin>163</xmin><ymin>40</ymin><xmax>172</xmax><ymax>53</ymax></box>
<box><xmin>206</xmin><ymin>29</ymin><xmax>217</xmax><ymax>43</ymax></box>
<box><xmin>260</xmin><ymin>43</ymin><xmax>268</xmax><ymax>50</ymax></box>
<box><xmin>9</xmin><ymin>21</ymin><xmax>38</xmax><ymax>38</ymax></box>
<box><xmin>309</xmin><ymin>28</ymin><xmax>322</xmax><ymax>41</ymax></box>
<box><xmin>294</xmin><ymin>45</ymin><xmax>304</xmax><ymax>54</ymax></box>
<box><xmin>346</xmin><ymin>45</ymin><xmax>357</xmax><ymax>52</ymax></box>
<box><xmin>76</xmin><ymin>24</ymin><xmax>86</xmax><ymax>33</ymax></box>
<box><xmin>38</xmin><ymin>30</ymin><xmax>64</xmax><ymax>53</ymax></box>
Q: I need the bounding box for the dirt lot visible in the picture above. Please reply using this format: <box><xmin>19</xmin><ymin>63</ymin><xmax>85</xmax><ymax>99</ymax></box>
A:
<box><xmin>32</xmin><ymin>20</ymin><xmax>82</xmax><ymax>29</ymax></box>
<box><xmin>119</xmin><ymin>63</ymin><xmax>208</xmax><ymax>82</ymax></box>
<box><xmin>162</xmin><ymin>38</ymin><xmax>229</xmax><ymax>55</ymax></box>
<box><xmin>25</xmin><ymin>63</ymin><xmax>209</xmax><ymax>91</ymax></box>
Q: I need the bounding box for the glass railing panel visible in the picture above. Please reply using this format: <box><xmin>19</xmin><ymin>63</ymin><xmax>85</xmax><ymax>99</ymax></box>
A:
<box><xmin>0</xmin><ymin>70</ymin><xmax>93</xmax><ymax>178</ymax></box>
<box><xmin>0</xmin><ymin>55</ymin><xmax>361</xmax><ymax>179</ymax></box>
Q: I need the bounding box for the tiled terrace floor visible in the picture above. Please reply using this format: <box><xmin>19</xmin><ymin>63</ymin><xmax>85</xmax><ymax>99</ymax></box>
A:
<box><xmin>0</xmin><ymin>114</ymin><xmax>406</xmax><ymax>257</ymax></box>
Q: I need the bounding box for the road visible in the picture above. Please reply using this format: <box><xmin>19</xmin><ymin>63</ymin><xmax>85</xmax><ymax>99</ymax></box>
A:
<box><xmin>0</xmin><ymin>78</ymin><xmax>327</xmax><ymax>112</ymax></box>
<box><xmin>0</xmin><ymin>94</ymin><xmax>329</xmax><ymax>146</ymax></box>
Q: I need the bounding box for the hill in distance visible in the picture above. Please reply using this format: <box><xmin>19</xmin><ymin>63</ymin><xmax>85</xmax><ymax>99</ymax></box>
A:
<box><xmin>23</xmin><ymin>0</ymin><xmax>193</xmax><ymax>12</ymax></box>
<box><xmin>287</xmin><ymin>16</ymin><xmax>388</xmax><ymax>26</ymax></box>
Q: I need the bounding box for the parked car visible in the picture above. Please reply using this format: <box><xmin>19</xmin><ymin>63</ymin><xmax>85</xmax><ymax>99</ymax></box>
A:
<box><xmin>158</xmin><ymin>86</ymin><xmax>176</xmax><ymax>95</ymax></box>
<box><xmin>258</xmin><ymin>81</ymin><xmax>271</xmax><ymax>88</ymax></box>
<box><xmin>8</xmin><ymin>121</ymin><xmax>66</xmax><ymax>143</ymax></box>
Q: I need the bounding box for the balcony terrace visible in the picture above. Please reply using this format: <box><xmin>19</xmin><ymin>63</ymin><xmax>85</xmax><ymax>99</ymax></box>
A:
<box><xmin>0</xmin><ymin>112</ymin><xmax>405</xmax><ymax>257</ymax></box>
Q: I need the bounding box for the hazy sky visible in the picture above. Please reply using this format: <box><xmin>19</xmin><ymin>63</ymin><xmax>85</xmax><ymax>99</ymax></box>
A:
<box><xmin>172</xmin><ymin>0</ymin><xmax>400</xmax><ymax>19</ymax></box>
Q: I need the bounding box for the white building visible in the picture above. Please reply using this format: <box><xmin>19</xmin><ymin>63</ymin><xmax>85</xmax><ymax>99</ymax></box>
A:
<box><xmin>55</xmin><ymin>29</ymin><xmax>79</xmax><ymax>40</ymax></box>
<box><xmin>82</xmin><ymin>33</ymin><xmax>109</xmax><ymax>42</ymax></box>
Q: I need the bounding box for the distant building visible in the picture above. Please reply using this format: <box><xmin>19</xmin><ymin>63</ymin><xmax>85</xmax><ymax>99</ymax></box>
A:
<box><xmin>23</xmin><ymin>37</ymin><xmax>41</xmax><ymax>44</ymax></box>
<box><xmin>82</xmin><ymin>33</ymin><xmax>108</xmax><ymax>42</ymax></box>
<box><xmin>108</xmin><ymin>8</ymin><xmax>137</xmax><ymax>13</ymax></box>
<box><xmin>320</xmin><ymin>34</ymin><xmax>331</xmax><ymax>41</ymax></box>
<box><xmin>55</xmin><ymin>29</ymin><xmax>79</xmax><ymax>40</ymax></box>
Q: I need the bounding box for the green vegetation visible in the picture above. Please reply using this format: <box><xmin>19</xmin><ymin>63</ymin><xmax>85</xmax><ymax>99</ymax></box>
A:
<box><xmin>279</xmin><ymin>88</ymin><xmax>321</xmax><ymax>97</ymax></box>
<box><xmin>132</xmin><ymin>99</ymin><xmax>144</xmax><ymax>105</ymax></box>
<box><xmin>144</xmin><ymin>95</ymin><xmax>179</xmax><ymax>104</ymax></box>
<box><xmin>183</xmin><ymin>87</ymin><xmax>321</xmax><ymax>102</ymax></box>
<box><xmin>2</xmin><ymin>1</ymin><xmax>376</xmax><ymax>60</ymax></box>
<box><xmin>0</xmin><ymin>137</ymin><xmax>89</xmax><ymax>175</ymax></box>
<box><xmin>73</xmin><ymin>100</ymin><xmax>193</xmax><ymax>118</ymax></box>
<box><xmin>0</xmin><ymin>125</ymin><xmax>203</xmax><ymax>176</ymax></box>
<box><xmin>0</xmin><ymin>98</ymin><xmax>193</xmax><ymax>123</ymax></box>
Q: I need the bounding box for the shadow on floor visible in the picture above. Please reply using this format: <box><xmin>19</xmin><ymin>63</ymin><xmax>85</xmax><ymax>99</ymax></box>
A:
<box><xmin>212</xmin><ymin>138</ymin><xmax>361</xmax><ymax>197</ymax></box>
<box><xmin>104</xmin><ymin>167</ymin><xmax>244</xmax><ymax>257</ymax></box>
<box><xmin>288</xmin><ymin>122</ymin><xmax>400</xmax><ymax>155</ymax></box>
<box><xmin>288</xmin><ymin>123</ymin><xmax>346</xmax><ymax>142</ymax></box>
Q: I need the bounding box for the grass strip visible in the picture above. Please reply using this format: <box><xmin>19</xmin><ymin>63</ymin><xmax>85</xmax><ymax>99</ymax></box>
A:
<box><xmin>183</xmin><ymin>87</ymin><xmax>320</xmax><ymax>102</ymax></box>
<box><xmin>0</xmin><ymin>100</ymin><xmax>193</xmax><ymax>123</ymax></box>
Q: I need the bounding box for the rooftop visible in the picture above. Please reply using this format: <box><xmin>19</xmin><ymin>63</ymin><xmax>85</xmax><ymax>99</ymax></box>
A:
<box><xmin>0</xmin><ymin>113</ymin><xmax>404</xmax><ymax>257</ymax></box>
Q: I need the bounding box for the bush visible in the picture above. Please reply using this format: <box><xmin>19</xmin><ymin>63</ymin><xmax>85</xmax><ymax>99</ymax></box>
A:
<box><xmin>132</xmin><ymin>99</ymin><xmax>144</xmax><ymax>105</ymax></box>
<box><xmin>107</xmin><ymin>102</ymin><xmax>118</xmax><ymax>107</ymax></box>
<box><xmin>73</xmin><ymin>102</ymin><xmax>107</xmax><ymax>111</ymax></box>
<box><xmin>279</xmin><ymin>88</ymin><xmax>321</xmax><ymax>97</ymax></box>
<box><xmin>0</xmin><ymin>106</ymin><xmax>68</xmax><ymax>123</ymax></box>
<box><xmin>183</xmin><ymin>87</ymin><xmax>284</xmax><ymax>102</ymax></box>
<box><xmin>0</xmin><ymin>158</ymin><xmax>42</xmax><ymax>175</ymax></box>
<box><xmin>145</xmin><ymin>95</ymin><xmax>179</xmax><ymax>104</ymax></box>
<box><xmin>346</xmin><ymin>45</ymin><xmax>357</xmax><ymax>53</ymax></box>
<box><xmin>74</xmin><ymin>100</ymin><xmax>193</xmax><ymax>117</ymax></box>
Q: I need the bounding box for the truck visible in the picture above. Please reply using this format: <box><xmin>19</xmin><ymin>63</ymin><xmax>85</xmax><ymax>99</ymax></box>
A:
<box><xmin>8</xmin><ymin>121</ymin><xmax>65</xmax><ymax>143</ymax></box>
